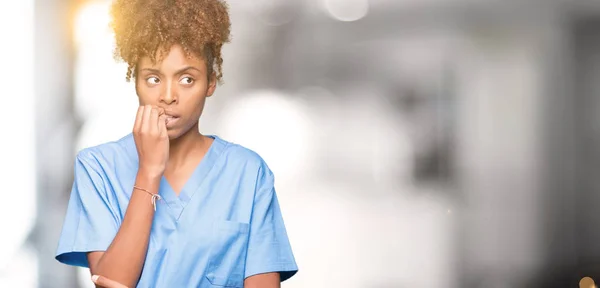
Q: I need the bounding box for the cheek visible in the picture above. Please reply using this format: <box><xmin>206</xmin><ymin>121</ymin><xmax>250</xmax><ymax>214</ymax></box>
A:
<box><xmin>184</xmin><ymin>99</ymin><xmax>207</xmax><ymax>121</ymax></box>
<box><xmin>181</xmin><ymin>88</ymin><xmax>207</xmax><ymax>110</ymax></box>
<box><xmin>136</xmin><ymin>84</ymin><xmax>158</xmax><ymax>104</ymax></box>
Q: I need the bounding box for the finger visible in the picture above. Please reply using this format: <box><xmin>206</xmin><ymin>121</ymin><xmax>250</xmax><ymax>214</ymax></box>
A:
<box><xmin>141</xmin><ymin>105</ymin><xmax>153</xmax><ymax>133</ymax></box>
<box><xmin>157</xmin><ymin>107</ymin><xmax>165</xmax><ymax>116</ymax></box>
<box><xmin>158</xmin><ymin>114</ymin><xmax>167</xmax><ymax>132</ymax></box>
<box><xmin>150</xmin><ymin>107</ymin><xmax>159</xmax><ymax>133</ymax></box>
<box><xmin>91</xmin><ymin>275</ymin><xmax>129</xmax><ymax>288</ymax></box>
<box><xmin>133</xmin><ymin>106</ymin><xmax>144</xmax><ymax>132</ymax></box>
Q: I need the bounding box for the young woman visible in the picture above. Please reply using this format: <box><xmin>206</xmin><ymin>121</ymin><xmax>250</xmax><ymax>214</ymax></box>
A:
<box><xmin>54</xmin><ymin>0</ymin><xmax>298</xmax><ymax>287</ymax></box>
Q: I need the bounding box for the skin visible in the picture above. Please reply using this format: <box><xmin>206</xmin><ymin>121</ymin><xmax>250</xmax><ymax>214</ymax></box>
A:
<box><xmin>86</xmin><ymin>45</ymin><xmax>280</xmax><ymax>288</ymax></box>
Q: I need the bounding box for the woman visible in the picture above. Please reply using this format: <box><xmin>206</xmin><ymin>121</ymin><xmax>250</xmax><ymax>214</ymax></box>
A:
<box><xmin>54</xmin><ymin>0</ymin><xmax>298</xmax><ymax>287</ymax></box>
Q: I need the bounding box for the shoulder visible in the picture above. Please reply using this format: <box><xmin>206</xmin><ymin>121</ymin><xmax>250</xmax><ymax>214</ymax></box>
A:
<box><xmin>75</xmin><ymin>134</ymin><xmax>135</xmax><ymax>170</ymax></box>
<box><xmin>216</xmin><ymin>136</ymin><xmax>274</xmax><ymax>180</ymax></box>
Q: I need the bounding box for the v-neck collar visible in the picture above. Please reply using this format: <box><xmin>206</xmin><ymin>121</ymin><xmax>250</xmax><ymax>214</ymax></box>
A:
<box><xmin>124</xmin><ymin>133</ymin><xmax>227</xmax><ymax>221</ymax></box>
<box><xmin>159</xmin><ymin>135</ymin><xmax>227</xmax><ymax>220</ymax></box>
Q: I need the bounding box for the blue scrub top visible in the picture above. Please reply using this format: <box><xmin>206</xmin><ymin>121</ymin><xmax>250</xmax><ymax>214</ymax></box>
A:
<box><xmin>55</xmin><ymin>134</ymin><xmax>298</xmax><ymax>287</ymax></box>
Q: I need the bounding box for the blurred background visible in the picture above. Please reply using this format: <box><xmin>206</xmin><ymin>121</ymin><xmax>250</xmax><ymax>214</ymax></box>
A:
<box><xmin>2</xmin><ymin>0</ymin><xmax>600</xmax><ymax>287</ymax></box>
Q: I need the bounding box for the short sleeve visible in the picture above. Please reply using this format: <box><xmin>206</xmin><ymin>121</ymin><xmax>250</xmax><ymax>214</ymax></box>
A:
<box><xmin>55</xmin><ymin>151</ymin><xmax>121</xmax><ymax>267</ymax></box>
<box><xmin>244</xmin><ymin>166</ymin><xmax>298</xmax><ymax>281</ymax></box>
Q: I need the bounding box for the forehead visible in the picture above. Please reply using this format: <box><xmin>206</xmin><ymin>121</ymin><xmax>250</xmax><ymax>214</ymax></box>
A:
<box><xmin>138</xmin><ymin>44</ymin><xmax>206</xmax><ymax>70</ymax></box>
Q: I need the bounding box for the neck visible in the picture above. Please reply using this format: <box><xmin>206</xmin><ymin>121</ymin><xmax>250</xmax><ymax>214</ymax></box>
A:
<box><xmin>167</xmin><ymin>123</ymin><xmax>208</xmax><ymax>167</ymax></box>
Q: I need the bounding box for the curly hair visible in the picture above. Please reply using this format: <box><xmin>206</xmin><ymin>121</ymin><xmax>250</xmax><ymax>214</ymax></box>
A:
<box><xmin>109</xmin><ymin>0</ymin><xmax>231</xmax><ymax>83</ymax></box>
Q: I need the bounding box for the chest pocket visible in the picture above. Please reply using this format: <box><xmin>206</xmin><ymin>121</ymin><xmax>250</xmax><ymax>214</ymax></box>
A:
<box><xmin>205</xmin><ymin>220</ymin><xmax>250</xmax><ymax>287</ymax></box>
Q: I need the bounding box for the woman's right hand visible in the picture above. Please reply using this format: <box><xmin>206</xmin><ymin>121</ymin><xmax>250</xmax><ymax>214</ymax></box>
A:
<box><xmin>133</xmin><ymin>105</ymin><xmax>169</xmax><ymax>178</ymax></box>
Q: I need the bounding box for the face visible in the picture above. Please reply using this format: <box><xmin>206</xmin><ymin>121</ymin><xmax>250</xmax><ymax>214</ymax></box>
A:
<box><xmin>135</xmin><ymin>44</ymin><xmax>216</xmax><ymax>139</ymax></box>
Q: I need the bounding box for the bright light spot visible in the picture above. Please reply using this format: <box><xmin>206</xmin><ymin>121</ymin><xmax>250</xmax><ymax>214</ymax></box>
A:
<box><xmin>217</xmin><ymin>90</ymin><xmax>312</xmax><ymax>183</ymax></box>
<box><xmin>74</xmin><ymin>0</ymin><xmax>138</xmax><ymax>147</ymax></box>
<box><xmin>580</xmin><ymin>276</ymin><xmax>596</xmax><ymax>288</ymax></box>
<box><xmin>74</xmin><ymin>1</ymin><xmax>112</xmax><ymax>48</ymax></box>
<box><xmin>323</xmin><ymin>0</ymin><xmax>369</xmax><ymax>22</ymax></box>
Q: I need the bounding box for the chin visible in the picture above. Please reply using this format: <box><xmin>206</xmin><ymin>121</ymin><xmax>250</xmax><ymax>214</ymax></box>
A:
<box><xmin>167</xmin><ymin>129</ymin><xmax>183</xmax><ymax>140</ymax></box>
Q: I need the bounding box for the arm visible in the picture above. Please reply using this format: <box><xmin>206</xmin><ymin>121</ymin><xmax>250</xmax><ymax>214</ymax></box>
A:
<box><xmin>87</xmin><ymin>171</ymin><xmax>159</xmax><ymax>287</ymax></box>
<box><xmin>87</xmin><ymin>105</ymin><xmax>169</xmax><ymax>287</ymax></box>
<box><xmin>89</xmin><ymin>250</ymin><xmax>283</xmax><ymax>288</ymax></box>
<box><xmin>244</xmin><ymin>272</ymin><xmax>280</xmax><ymax>288</ymax></box>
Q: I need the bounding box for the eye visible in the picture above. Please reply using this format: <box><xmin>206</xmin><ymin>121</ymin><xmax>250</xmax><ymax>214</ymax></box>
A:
<box><xmin>179</xmin><ymin>77</ymin><xmax>194</xmax><ymax>85</ymax></box>
<box><xmin>146</xmin><ymin>77</ymin><xmax>160</xmax><ymax>85</ymax></box>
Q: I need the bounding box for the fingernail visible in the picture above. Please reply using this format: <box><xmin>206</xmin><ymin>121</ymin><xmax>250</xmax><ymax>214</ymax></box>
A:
<box><xmin>91</xmin><ymin>275</ymin><xmax>99</xmax><ymax>283</ymax></box>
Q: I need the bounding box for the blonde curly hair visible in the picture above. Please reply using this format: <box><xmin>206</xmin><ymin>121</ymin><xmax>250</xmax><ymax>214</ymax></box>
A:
<box><xmin>109</xmin><ymin>0</ymin><xmax>231</xmax><ymax>83</ymax></box>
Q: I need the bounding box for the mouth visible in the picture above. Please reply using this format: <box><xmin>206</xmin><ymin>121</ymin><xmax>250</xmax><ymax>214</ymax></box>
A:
<box><xmin>164</xmin><ymin>114</ymin><xmax>180</xmax><ymax>128</ymax></box>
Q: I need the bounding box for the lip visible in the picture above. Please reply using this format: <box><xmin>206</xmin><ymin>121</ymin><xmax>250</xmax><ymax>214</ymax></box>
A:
<box><xmin>165</xmin><ymin>115</ymin><xmax>180</xmax><ymax>129</ymax></box>
<box><xmin>162</xmin><ymin>110</ymin><xmax>180</xmax><ymax>117</ymax></box>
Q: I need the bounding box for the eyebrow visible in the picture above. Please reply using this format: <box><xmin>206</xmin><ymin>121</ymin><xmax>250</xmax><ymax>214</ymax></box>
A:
<box><xmin>139</xmin><ymin>66</ymin><xmax>203</xmax><ymax>76</ymax></box>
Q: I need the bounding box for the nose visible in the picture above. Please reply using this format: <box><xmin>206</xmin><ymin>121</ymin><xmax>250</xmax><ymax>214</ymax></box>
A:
<box><xmin>160</xmin><ymin>81</ymin><xmax>177</xmax><ymax>105</ymax></box>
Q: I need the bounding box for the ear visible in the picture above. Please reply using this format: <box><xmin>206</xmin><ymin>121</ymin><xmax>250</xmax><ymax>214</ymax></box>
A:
<box><xmin>206</xmin><ymin>73</ymin><xmax>217</xmax><ymax>97</ymax></box>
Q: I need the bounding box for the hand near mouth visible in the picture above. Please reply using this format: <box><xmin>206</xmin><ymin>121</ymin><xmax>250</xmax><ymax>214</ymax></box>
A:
<box><xmin>133</xmin><ymin>105</ymin><xmax>169</xmax><ymax>177</ymax></box>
